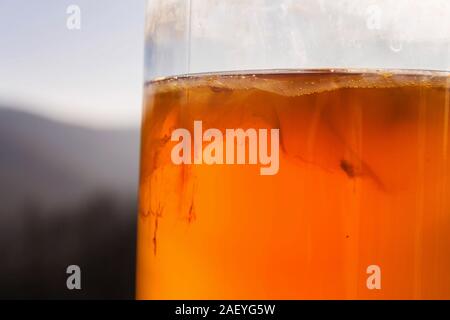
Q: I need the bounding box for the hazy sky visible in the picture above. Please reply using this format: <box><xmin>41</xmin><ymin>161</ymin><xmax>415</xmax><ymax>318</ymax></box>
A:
<box><xmin>0</xmin><ymin>0</ymin><xmax>146</xmax><ymax>128</ymax></box>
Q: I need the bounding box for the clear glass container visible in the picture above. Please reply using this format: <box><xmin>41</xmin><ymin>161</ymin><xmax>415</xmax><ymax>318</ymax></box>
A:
<box><xmin>137</xmin><ymin>0</ymin><xmax>450</xmax><ymax>299</ymax></box>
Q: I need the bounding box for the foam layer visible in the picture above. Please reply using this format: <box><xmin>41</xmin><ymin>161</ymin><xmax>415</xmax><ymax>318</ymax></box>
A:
<box><xmin>148</xmin><ymin>69</ymin><xmax>450</xmax><ymax>97</ymax></box>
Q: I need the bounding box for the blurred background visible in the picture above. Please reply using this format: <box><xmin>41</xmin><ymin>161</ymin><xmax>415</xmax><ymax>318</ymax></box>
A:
<box><xmin>0</xmin><ymin>0</ymin><xmax>146</xmax><ymax>299</ymax></box>
<box><xmin>1</xmin><ymin>0</ymin><xmax>449</xmax><ymax>300</ymax></box>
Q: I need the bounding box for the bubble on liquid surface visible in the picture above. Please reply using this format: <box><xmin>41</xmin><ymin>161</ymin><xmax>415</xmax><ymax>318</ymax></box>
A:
<box><xmin>148</xmin><ymin>70</ymin><xmax>449</xmax><ymax>98</ymax></box>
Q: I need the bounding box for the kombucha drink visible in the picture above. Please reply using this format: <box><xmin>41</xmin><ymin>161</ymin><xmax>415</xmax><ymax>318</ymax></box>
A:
<box><xmin>137</xmin><ymin>70</ymin><xmax>450</xmax><ymax>299</ymax></box>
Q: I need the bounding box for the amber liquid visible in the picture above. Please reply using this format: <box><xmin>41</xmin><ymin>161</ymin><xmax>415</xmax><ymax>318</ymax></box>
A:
<box><xmin>137</xmin><ymin>70</ymin><xmax>450</xmax><ymax>299</ymax></box>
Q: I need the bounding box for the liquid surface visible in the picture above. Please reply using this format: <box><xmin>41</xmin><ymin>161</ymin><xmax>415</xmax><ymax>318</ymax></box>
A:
<box><xmin>137</xmin><ymin>70</ymin><xmax>450</xmax><ymax>299</ymax></box>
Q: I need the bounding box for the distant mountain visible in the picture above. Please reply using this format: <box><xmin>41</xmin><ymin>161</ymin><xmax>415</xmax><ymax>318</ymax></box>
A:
<box><xmin>0</xmin><ymin>107</ymin><xmax>140</xmax><ymax>214</ymax></box>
